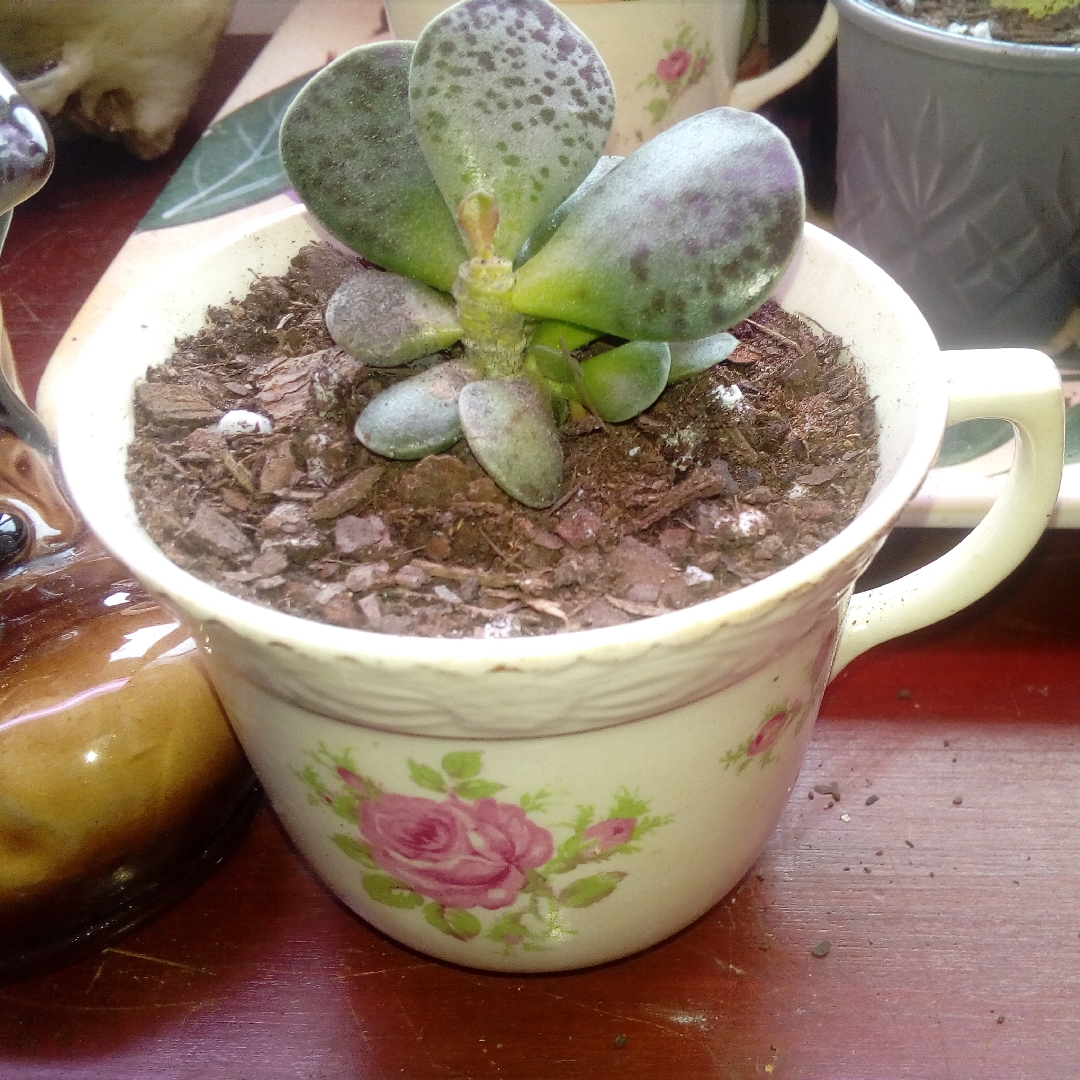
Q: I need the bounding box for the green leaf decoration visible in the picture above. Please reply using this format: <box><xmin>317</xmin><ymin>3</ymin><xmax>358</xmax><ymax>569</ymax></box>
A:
<box><xmin>454</xmin><ymin>778</ymin><xmax>507</xmax><ymax>800</ymax></box>
<box><xmin>409</xmin><ymin>0</ymin><xmax>614</xmax><ymax>259</ymax></box>
<box><xmin>408</xmin><ymin>758</ymin><xmax>448</xmax><ymax>792</ymax></box>
<box><xmin>580</xmin><ymin>340</ymin><xmax>671</xmax><ymax>422</ymax></box>
<box><xmin>441</xmin><ymin>751</ymin><xmax>483</xmax><ymax>780</ymax></box>
<box><xmin>667</xmin><ymin>332</ymin><xmax>738</xmax><ymax>384</ymax></box>
<box><xmin>326</xmin><ymin>267</ymin><xmax>462</xmax><ymax>366</ymax></box>
<box><xmin>511</xmin><ymin>108</ymin><xmax>804</xmax><ymax>341</ymax></box>
<box><xmin>516</xmin><ymin>155</ymin><xmax>621</xmax><ymax>267</ymax></box>
<box><xmin>1064</xmin><ymin>403</ymin><xmax>1080</xmax><ymax>465</ymax></box>
<box><xmin>362</xmin><ymin>873</ymin><xmax>425</xmax><ymax>909</ymax></box>
<box><xmin>459</xmin><ymin>378</ymin><xmax>563</xmax><ymax>507</ymax></box>
<box><xmin>139</xmin><ymin>71</ymin><xmax>313</xmax><ymax>232</ymax></box>
<box><xmin>279</xmin><ymin>42</ymin><xmax>467</xmax><ymax>292</ymax></box>
<box><xmin>354</xmin><ymin>361</ymin><xmax>474</xmax><ymax>460</ymax></box>
<box><xmin>423</xmin><ymin>902</ymin><xmax>483</xmax><ymax>940</ymax></box>
<box><xmin>332</xmin><ymin>833</ymin><xmax>377</xmax><ymax>868</ymax></box>
<box><xmin>557</xmin><ymin>871</ymin><xmax>628</xmax><ymax>908</ymax></box>
<box><xmin>933</xmin><ymin>418</ymin><xmax>1014</xmax><ymax>468</ymax></box>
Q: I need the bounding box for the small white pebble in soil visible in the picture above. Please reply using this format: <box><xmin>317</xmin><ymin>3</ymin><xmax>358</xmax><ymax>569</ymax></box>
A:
<box><xmin>628</xmin><ymin>446</ymin><xmax>641</xmax><ymax>457</ymax></box>
<box><xmin>736</xmin><ymin>508</ymin><xmax>769</xmax><ymax>537</ymax></box>
<box><xmin>434</xmin><ymin>584</ymin><xmax>462</xmax><ymax>604</ymax></box>
<box><xmin>712</xmin><ymin>383</ymin><xmax>744</xmax><ymax>410</ymax></box>
<box><xmin>840</xmin><ymin>813</ymin><xmax>851</xmax><ymax>822</ymax></box>
<box><xmin>898</xmin><ymin>0</ymin><xmax>915</xmax><ymax>11</ymax></box>
<box><xmin>481</xmin><ymin>613</ymin><xmax>522</xmax><ymax>639</ymax></box>
<box><xmin>684</xmin><ymin>564</ymin><xmax>715</xmax><ymax>586</ymax></box>
<box><xmin>971</xmin><ymin>19</ymin><xmax>993</xmax><ymax>37</ymax></box>
<box><xmin>214</xmin><ymin>409</ymin><xmax>273</xmax><ymax>436</ymax></box>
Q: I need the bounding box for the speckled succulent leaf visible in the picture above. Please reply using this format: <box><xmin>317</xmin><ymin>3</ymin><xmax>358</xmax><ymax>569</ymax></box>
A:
<box><xmin>353</xmin><ymin>361</ymin><xmax>475</xmax><ymax>459</ymax></box>
<box><xmin>510</xmin><ymin>108</ymin><xmax>805</xmax><ymax>341</ymax></box>
<box><xmin>458</xmin><ymin>379</ymin><xmax>563</xmax><ymax>507</ymax></box>
<box><xmin>279</xmin><ymin>42</ymin><xmax>466</xmax><ymax>293</ymax></box>
<box><xmin>409</xmin><ymin>0</ymin><xmax>614</xmax><ymax>259</ymax></box>
<box><xmin>326</xmin><ymin>268</ymin><xmax>462</xmax><ymax>367</ymax></box>
<box><xmin>580</xmin><ymin>341</ymin><xmax>670</xmax><ymax>422</ymax></box>
<box><xmin>515</xmin><ymin>155</ymin><xmax>621</xmax><ymax>268</ymax></box>
<box><xmin>667</xmin><ymin>332</ymin><xmax>738</xmax><ymax>385</ymax></box>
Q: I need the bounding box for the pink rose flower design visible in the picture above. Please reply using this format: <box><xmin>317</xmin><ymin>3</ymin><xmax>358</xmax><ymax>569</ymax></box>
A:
<box><xmin>360</xmin><ymin>793</ymin><xmax>554</xmax><ymax>910</ymax></box>
<box><xmin>656</xmin><ymin>48</ymin><xmax>692</xmax><ymax>83</ymax></box>
<box><xmin>747</xmin><ymin>710</ymin><xmax>788</xmax><ymax>757</ymax></box>
<box><xmin>583</xmin><ymin>817</ymin><xmax>636</xmax><ymax>853</ymax></box>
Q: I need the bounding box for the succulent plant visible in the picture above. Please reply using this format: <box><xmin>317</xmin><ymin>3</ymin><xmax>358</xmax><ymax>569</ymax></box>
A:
<box><xmin>280</xmin><ymin>0</ymin><xmax>804</xmax><ymax>508</ymax></box>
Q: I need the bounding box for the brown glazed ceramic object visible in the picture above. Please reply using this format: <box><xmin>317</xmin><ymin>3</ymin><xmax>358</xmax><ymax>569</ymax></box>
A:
<box><xmin>0</xmin><ymin>66</ymin><xmax>259</xmax><ymax>983</ymax></box>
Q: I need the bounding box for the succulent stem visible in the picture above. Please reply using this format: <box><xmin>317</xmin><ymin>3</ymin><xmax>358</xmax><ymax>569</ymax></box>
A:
<box><xmin>452</xmin><ymin>255</ymin><xmax>528</xmax><ymax>379</ymax></box>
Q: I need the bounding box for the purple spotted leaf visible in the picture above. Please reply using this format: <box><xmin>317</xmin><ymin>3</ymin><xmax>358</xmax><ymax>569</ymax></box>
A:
<box><xmin>280</xmin><ymin>42</ymin><xmax>467</xmax><ymax>292</ymax></box>
<box><xmin>458</xmin><ymin>379</ymin><xmax>563</xmax><ymax>507</ymax></box>
<box><xmin>409</xmin><ymin>0</ymin><xmax>614</xmax><ymax>259</ymax></box>
<box><xmin>510</xmin><ymin>108</ymin><xmax>805</xmax><ymax>341</ymax></box>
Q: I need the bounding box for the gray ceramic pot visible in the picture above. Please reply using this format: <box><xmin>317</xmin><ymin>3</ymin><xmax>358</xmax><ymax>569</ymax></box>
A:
<box><xmin>833</xmin><ymin>0</ymin><xmax>1080</xmax><ymax>351</ymax></box>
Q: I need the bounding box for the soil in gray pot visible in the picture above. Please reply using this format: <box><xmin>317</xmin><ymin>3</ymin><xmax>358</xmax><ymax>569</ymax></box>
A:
<box><xmin>876</xmin><ymin>0</ymin><xmax>1080</xmax><ymax>44</ymax></box>
<box><xmin>125</xmin><ymin>242</ymin><xmax>879</xmax><ymax>639</ymax></box>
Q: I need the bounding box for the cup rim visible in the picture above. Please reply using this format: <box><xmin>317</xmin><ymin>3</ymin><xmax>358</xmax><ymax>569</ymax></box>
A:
<box><xmin>58</xmin><ymin>204</ymin><xmax>944</xmax><ymax>668</ymax></box>
<box><xmin>833</xmin><ymin>0</ymin><xmax>1080</xmax><ymax>73</ymax></box>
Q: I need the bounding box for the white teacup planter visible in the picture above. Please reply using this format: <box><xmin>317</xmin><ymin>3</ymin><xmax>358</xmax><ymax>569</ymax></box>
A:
<box><xmin>57</xmin><ymin>204</ymin><xmax>1063</xmax><ymax>971</ymax></box>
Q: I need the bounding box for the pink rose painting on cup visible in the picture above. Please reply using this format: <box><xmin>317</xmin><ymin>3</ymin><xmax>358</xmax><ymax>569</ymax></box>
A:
<box><xmin>721</xmin><ymin>699</ymin><xmax>813</xmax><ymax>773</ymax></box>
<box><xmin>297</xmin><ymin>747</ymin><xmax>672</xmax><ymax>953</ymax></box>
<box><xmin>636</xmin><ymin>22</ymin><xmax>714</xmax><ymax>126</ymax></box>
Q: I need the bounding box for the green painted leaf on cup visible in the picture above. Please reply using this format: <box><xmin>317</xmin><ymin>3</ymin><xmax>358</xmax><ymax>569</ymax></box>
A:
<box><xmin>933</xmin><ymin>418</ymin><xmax>1014</xmax><ymax>468</ymax></box>
<box><xmin>557</xmin><ymin>871</ymin><xmax>627</xmax><ymax>908</ymax></box>
<box><xmin>441</xmin><ymin>750</ymin><xmax>483</xmax><ymax>780</ymax></box>
<box><xmin>408</xmin><ymin>758</ymin><xmax>448</xmax><ymax>792</ymax></box>
<box><xmin>667</xmin><ymin>332</ymin><xmax>738</xmax><ymax>384</ymax></box>
<box><xmin>279</xmin><ymin>42</ymin><xmax>467</xmax><ymax>292</ymax></box>
<box><xmin>363</xmin><ymin>873</ymin><xmax>425</xmax><ymax>909</ymax></box>
<box><xmin>332</xmin><ymin>833</ymin><xmax>377</xmax><ymax>868</ymax></box>
<box><xmin>454</xmin><ymin>778</ymin><xmax>507</xmax><ymax>800</ymax></box>
<box><xmin>423</xmin><ymin>902</ymin><xmax>483</xmax><ymax>941</ymax></box>
<box><xmin>354</xmin><ymin>361</ymin><xmax>474</xmax><ymax>460</ymax></box>
<box><xmin>1065</xmin><ymin>403</ymin><xmax>1080</xmax><ymax>465</ymax></box>
<box><xmin>139</xmin><ymin>71</ymin><xmax>314</xmax><ymax>231</ymax></box>
<box><xmin>511</xmin><ymin>108</ymin><xmax>804</xmax><ymax>341</ymax></box>
<box><xmin>409</xmin><ymin>0</ymin><xmax>614</xmax><ymax>259</ymax></box>
<box><xmin>459</xmin><ymin>378</ymin><xmax>563</xmax><ymax>507</ymax></box>
<box><xmin>581</xmin><ymin>340</ymin><xmax>671</xmax><ymax>422</ymax></box>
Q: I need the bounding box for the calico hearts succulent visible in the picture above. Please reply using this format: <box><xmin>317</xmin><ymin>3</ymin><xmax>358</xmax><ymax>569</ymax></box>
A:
<box><xmin>279</xmin><ymin>0</ymin><xmax>804</xmax><ymax>508</ymax></box>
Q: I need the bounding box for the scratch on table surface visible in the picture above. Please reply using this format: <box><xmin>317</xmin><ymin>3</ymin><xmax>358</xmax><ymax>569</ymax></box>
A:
<box><xmin>531</xmin><ymin>988</ymin><xmax>688</xmax><ymax>1037</ymax></box>
<box><xmin>101</xmin><ymin>947</ymin><xmax>214</xmax><ymax>975</ymax></box>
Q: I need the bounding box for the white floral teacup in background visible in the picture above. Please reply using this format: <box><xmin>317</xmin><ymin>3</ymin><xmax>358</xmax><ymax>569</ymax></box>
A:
<box><xmin>385</xmin><ymin>0</ymin><xmax>839</xmax><ymax>153</ymax></box>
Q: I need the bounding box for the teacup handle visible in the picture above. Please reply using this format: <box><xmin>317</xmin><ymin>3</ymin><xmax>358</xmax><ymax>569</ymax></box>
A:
<box><xmin>831</xmin><ymin>347</ymin><xmax>1064</xmax><ymax>677</ymax></box>
<box><xmin>729</xmin><ymin>2</ymin><xmax>838</xmax><ymax>113</ymax></box>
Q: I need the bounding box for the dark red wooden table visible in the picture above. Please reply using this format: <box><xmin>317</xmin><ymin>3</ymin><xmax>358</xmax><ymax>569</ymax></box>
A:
<box><xmin>3</xmin><ymin>35</ymin><xmax>1080</xmax><ymax>1080</ymax></box>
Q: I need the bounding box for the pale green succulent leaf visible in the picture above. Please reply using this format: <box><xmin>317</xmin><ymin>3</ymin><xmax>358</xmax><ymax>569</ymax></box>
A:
<box><xmin>581</xmin><ymin>340</ymin><xmax>670</xmax><ymax>422</ymax></box>
<box><xmin>510</xmin><ymin>108</ymin><xmax>805</xmax><ymax>341</ymax></box>
<box><xmin>354</xmin><ymin>361</ymin><xmax>475</xmax><ymax>459</ymax></box>
<box><xmin>515</xmin><ymin>155</ymin><xmax>621</xmax><ymax>267</ymax></box>
<box><xmin>667</xmin><ymin>331</ymin><xmax>738</xmax><ymax>384</ymax></box>
<box><xmin>459</xmin><ymin>378</ymin><xmax>563</xmax><ymax>507</ymax></box>
<box><xmin>409</xmin><ymin>0</ymin><xmax>614</xmax><ymax>259</ymax></box>
<box><xmin>326</xmin><ymin>267</ymin><xmax>461</xmax><ymax>366</ymax></box>
<box><xmin>279</xmin><ymin>41</ymin><xmax>466</xmax><ymax>292</ymax></box>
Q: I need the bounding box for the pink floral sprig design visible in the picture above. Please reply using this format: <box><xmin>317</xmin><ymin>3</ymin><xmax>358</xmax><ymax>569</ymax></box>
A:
<box><xmin>636</xmin><ymin>22</ymin><xmax>714</xmax><ymax>127</ymax></box>
<box><xmin>720</xmin><ymin>701</ymin><xmax>811</xmax><ymax>773</ymax></box>
<box><xmin>296</xmin><ymin>746</ymin><xmax>672</xmax><ymax>954</ymax></box>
